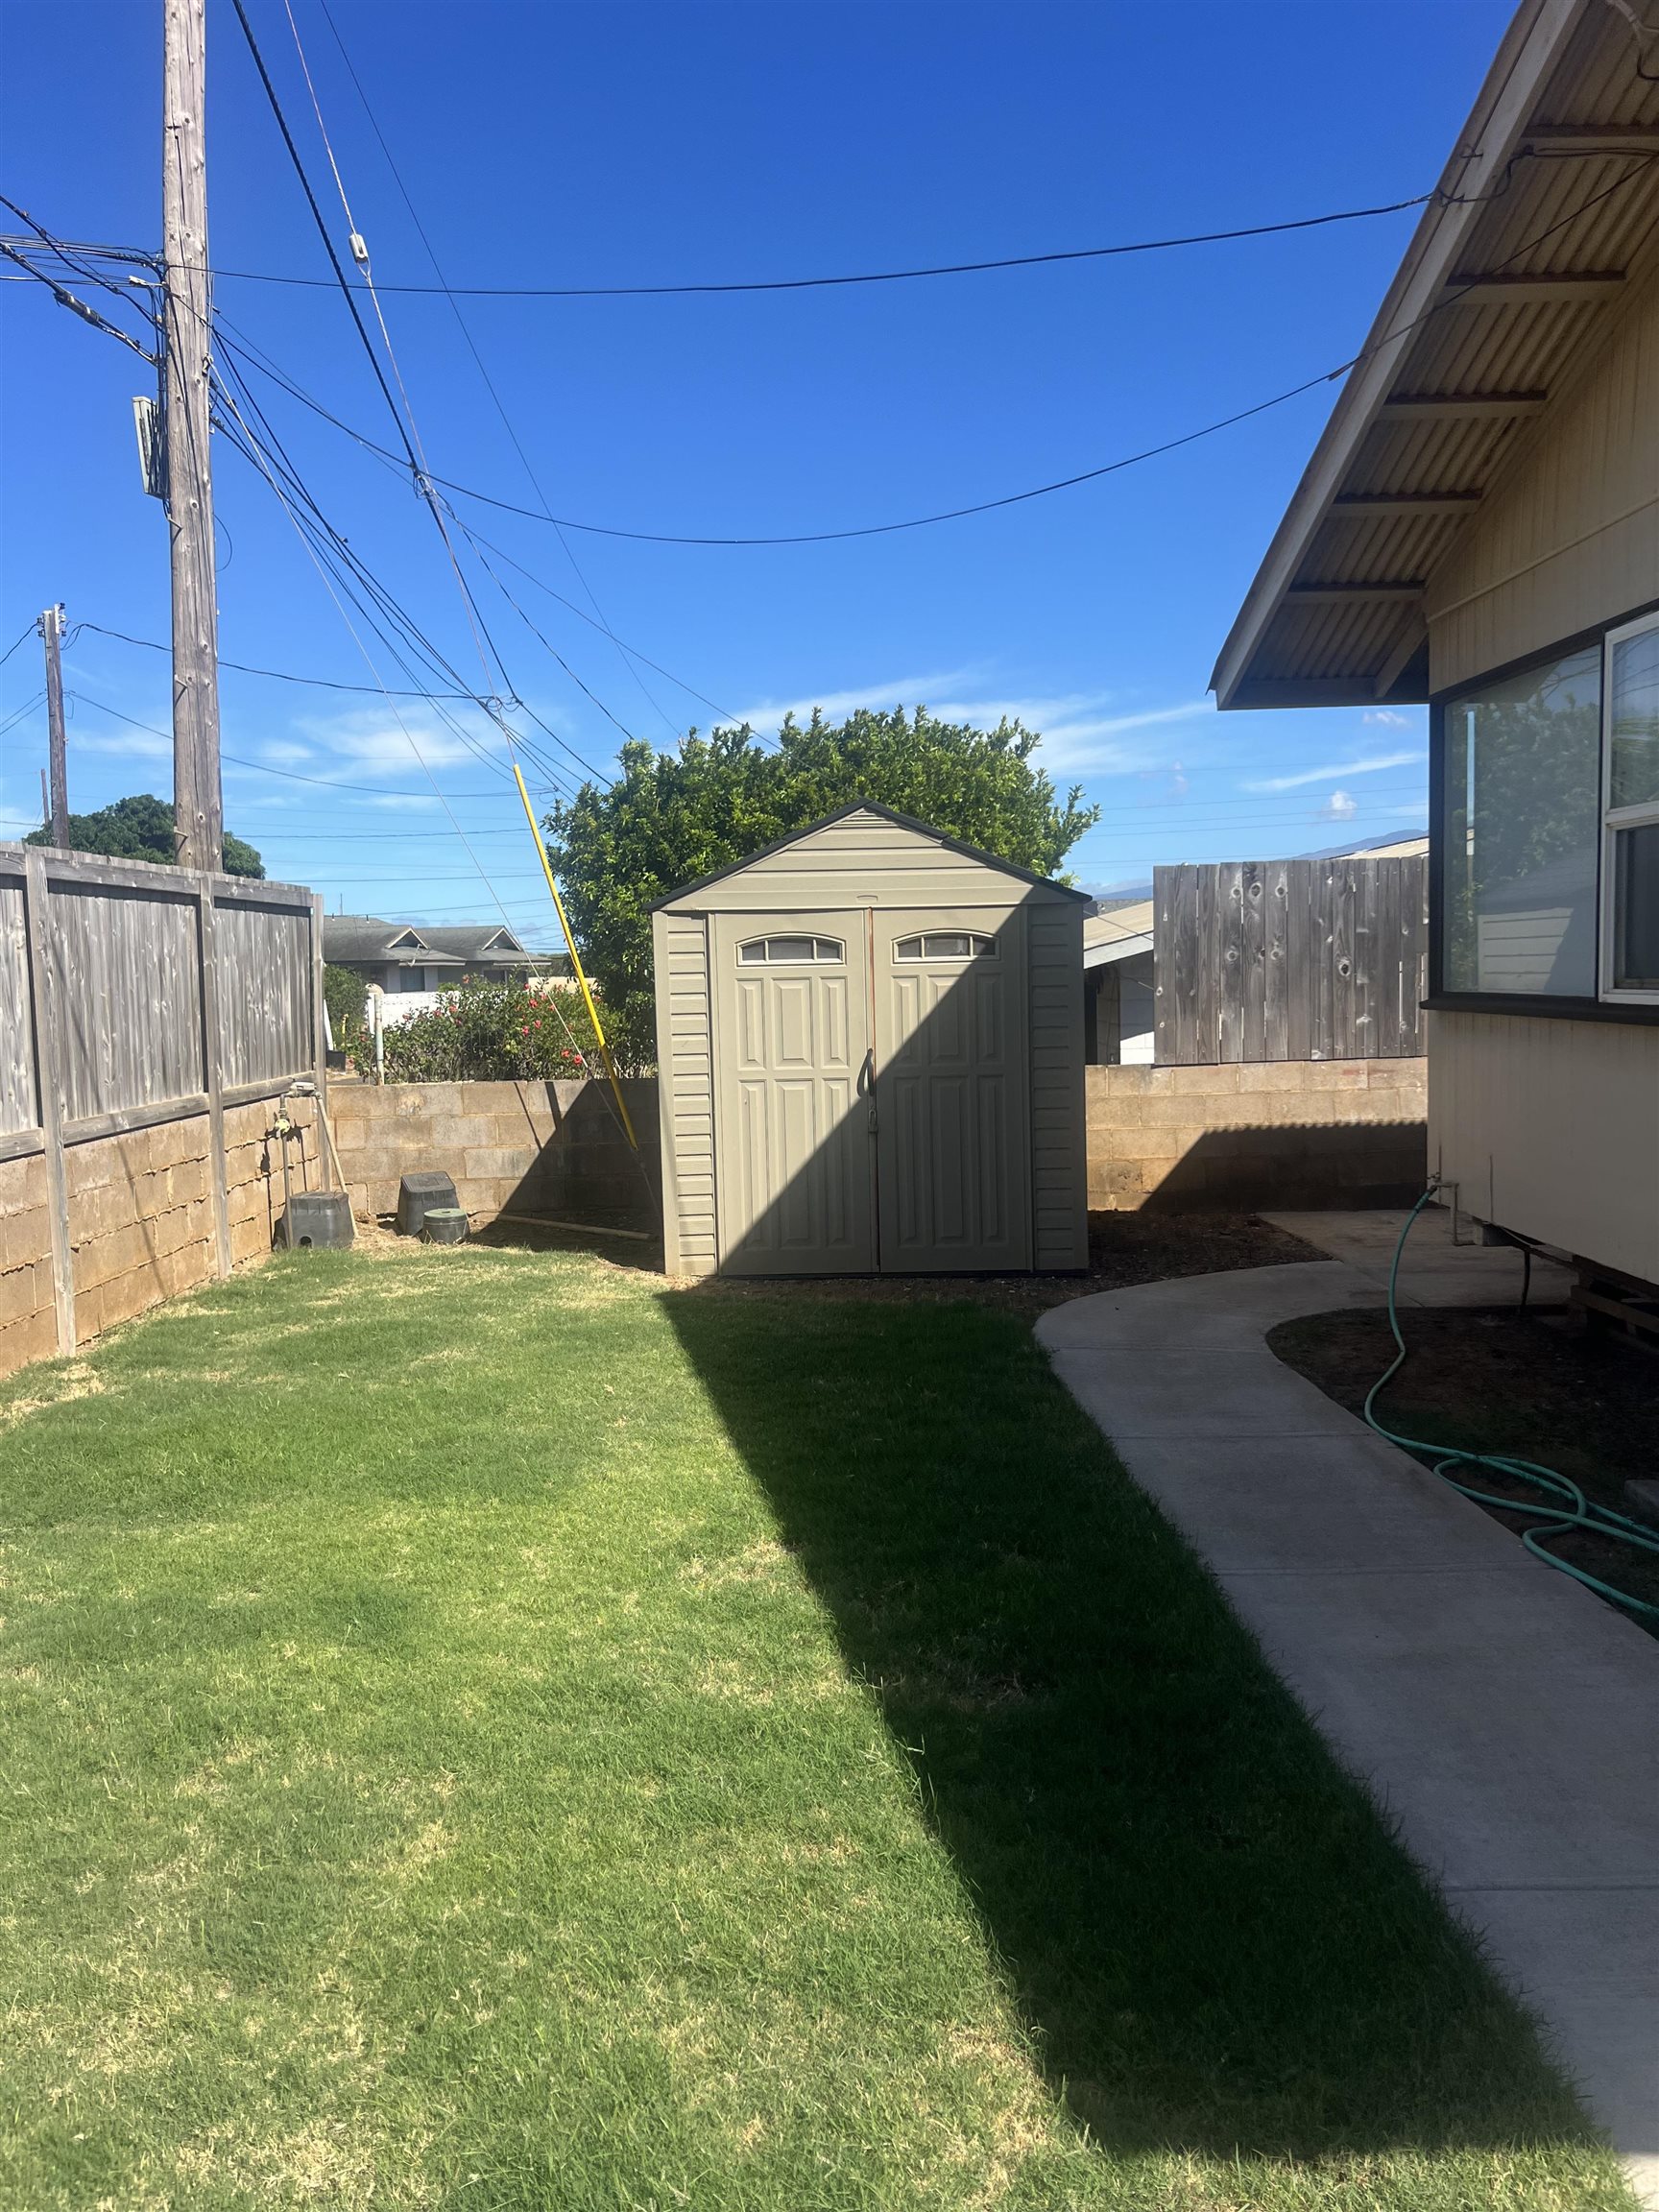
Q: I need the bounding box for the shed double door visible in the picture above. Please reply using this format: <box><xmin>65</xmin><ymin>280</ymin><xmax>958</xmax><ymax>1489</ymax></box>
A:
<box><xmin>711</xmin><ymin>907</ymin><xmax>1028</xmax><ymax>1274</ymax></box>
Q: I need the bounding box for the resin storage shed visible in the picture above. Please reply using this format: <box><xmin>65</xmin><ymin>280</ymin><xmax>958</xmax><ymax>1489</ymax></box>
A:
<box><xmin>650</xmin><ymin>803</ymin><xmax>1088</xmax><ymax>1277</ymax></box>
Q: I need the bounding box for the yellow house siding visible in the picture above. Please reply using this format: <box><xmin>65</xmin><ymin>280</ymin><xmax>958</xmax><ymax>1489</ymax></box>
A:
<box><xmin>1427</xmin><ymin>1009</ymin><xmax>1659</xmax><ymax>1283</ymax></box>
<box><xmin>1426</xmin><ymin>275</ymin><xmax>1659</xmax><ymax>692</ymax></box>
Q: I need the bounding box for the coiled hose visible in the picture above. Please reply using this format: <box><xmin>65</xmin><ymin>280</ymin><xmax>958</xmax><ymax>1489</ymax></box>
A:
<box><xmin>1364</xmin><ymin>1189</ymin><xmax>1659</xmax><ymax>1620</ymax></box>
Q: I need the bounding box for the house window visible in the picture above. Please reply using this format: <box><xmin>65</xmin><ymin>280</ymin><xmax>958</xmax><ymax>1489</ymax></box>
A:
<box><xmin>1439</xmin><ymin>643</ymin><xmax>1601</xmax><ymax>997</ymax></box>
<box><xmin>1603</xmin><ymin>615</ymin><xmax>1659</xmax><ymax>998</ymax></box>
<box><xmin>737</xmin><ymin>935</ymin><xmax>844</xmax><ymax>965</ymax></box>
<box><xmin>893</xmin><ymin>931</ymin><xmax>997</xmax><ymax>960</ymax></box>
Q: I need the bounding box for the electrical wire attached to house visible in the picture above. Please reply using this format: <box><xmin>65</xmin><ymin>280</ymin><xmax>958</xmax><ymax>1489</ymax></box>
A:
<box><xmin>1365</xmin><ymin>1189</ymin><xmax>1659</xmax><ymax>1619</ymax></box>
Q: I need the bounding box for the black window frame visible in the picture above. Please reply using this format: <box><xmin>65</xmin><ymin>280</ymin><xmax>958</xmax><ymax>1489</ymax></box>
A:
<box><xmin>1427</xmin><ymin>592</ymin><xmax>1659</xmax><ymax>1028</ymax></box>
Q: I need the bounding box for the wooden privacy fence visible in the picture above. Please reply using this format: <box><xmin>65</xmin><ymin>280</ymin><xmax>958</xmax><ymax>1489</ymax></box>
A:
<box><xmin>0</xmin><ymin>844</ymin><xmax>322</xmax><ymax>1357</ymax></box>
<box><xmin>1153</xmin><ymin>854</ymin><xmax>1428</xmax><ymax>1067</ymax></box>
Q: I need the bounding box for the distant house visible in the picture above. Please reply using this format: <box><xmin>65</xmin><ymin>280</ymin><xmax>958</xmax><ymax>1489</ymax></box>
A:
<box><xmin>1214</xmin><ymin>0</ymin><xmax>1659</xmax><ymax>1287</ymax></box>
<box><xmin>1084</xmin><ymin>898</ymin><xmax>1155</xmax><ymax>1065</ymax></box>
<box><xmin>324</xmin><ymin>915</ymin><xmax>547</xmax><ymax>993</ymax></box>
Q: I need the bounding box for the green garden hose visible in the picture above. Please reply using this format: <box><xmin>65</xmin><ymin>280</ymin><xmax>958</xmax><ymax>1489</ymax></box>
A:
<box><xmin>1363</xmin><ymin>1188</ymin><xmax>1659</xmax><ymax>1620</ymax></box>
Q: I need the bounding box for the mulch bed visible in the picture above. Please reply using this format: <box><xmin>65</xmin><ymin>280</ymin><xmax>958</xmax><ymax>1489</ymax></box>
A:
<box><xmin>1268</xmin><ymin>1303</ymin><xmax>1659</xmax><ymax>1630</ymax></box>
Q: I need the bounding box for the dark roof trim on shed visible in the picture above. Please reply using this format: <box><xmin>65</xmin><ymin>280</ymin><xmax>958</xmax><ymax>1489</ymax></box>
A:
<box><xmin>650</xmin><ymin>800</ymin><xmax>1092</xmax><ymax>912</ymax></box>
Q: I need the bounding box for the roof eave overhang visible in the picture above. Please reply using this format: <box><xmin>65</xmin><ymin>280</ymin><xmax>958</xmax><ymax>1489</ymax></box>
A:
<box><xmin>1211</xmin><ymin>0</ymin><xmax>1586</xmax><ymax>712</ymax></box>
<box><xmin>1083</xmin><ymin>931</ymin><xmax>1155</xmax><ymax>969</ymax></box>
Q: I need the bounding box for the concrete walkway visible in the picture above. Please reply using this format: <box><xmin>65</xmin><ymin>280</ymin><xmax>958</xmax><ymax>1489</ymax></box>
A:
<box><xmin>1034</xmin><ymin>1240</ymin><xmax>1659</xmax><ymax>2204</ymax></box>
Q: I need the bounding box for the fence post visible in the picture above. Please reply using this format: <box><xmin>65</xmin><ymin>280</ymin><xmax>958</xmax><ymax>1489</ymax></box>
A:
<box><xmin>22</xmin><ymin>849</ymin><xmax>75</xmax><ymax>1355</ymax></box>
<box><xmin>196</xmin><ymin>875</ymin><xmax>232</xmax><ymax>1278</ymax></box>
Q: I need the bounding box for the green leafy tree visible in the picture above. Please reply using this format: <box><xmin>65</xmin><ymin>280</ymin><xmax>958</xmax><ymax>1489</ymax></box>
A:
<box><xmin>26</xmin><ymin>791</ymin><xmax>264</xmax><ymax>878</ymax></box>
<box><xmin>543</xmin><ymin>707</ymin><xmax>1097</xmax><ymax>1055</ymax></box>
<box><xmin>322</xmin><ymin>963</ymin><xmax>368</xmax><ymax>1051</ymax></box>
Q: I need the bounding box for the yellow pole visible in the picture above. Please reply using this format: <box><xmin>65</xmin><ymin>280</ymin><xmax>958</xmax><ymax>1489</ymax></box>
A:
<box><xmin>512</xmin><ymin>762</ymin><xmax>638</xmax><ymax>1150</ymax></box>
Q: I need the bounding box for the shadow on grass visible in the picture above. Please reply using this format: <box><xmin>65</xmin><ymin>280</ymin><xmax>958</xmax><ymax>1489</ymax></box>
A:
<box><xmin>661</xmin><ymin>1288</ymin><xmax>1594</xmax><ymax>2164</ymax></box>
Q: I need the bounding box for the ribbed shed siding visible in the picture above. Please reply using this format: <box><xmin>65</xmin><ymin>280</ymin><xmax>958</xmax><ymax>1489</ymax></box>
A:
<box><xmin>1026</xmin><ymin>902</ymin><xmax>1087</xmax><ymax>1270</ymax></box>
<box><xmin>652</xmin><ymin>911</ymin><xmax>717</xmax><ymax>1276</ymax></box>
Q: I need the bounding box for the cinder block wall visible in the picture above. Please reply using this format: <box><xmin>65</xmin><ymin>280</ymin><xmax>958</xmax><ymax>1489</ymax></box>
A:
<box><xmin>1086</xmin><ymin>1059</ymin><xmax>1427</xmax><ymax>1212</ymax></box>
<box><xmin>0</xmin><ymin>1151</ymin><xmax>57</xmax><ymax>1377</ymax></box>
<box><xmin>328</xmin><ymin>1078</ymin><xmax>661</xmax><ymax>1232</ymax></box>
<box><xmin>0</xmin><ymin>1095</ymin><xmax>319</xmax><ymax>1382</ymax></box>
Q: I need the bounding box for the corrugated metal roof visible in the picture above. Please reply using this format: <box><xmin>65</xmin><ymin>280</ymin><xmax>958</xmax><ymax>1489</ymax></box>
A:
<box><xmin>1214</xmin><ymin>0</ymin><xmax>1659</xmax><ymax>710</ymax></box>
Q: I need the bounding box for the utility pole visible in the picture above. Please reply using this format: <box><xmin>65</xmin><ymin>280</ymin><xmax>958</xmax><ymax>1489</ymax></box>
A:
<box><xmin>161</xmin><ymin>0</ymin><xmax>223</xmax><ymax>872</ymax></box>
<box><xmin>38</xmin><ymin>605</ymin><xmax>69</xmax><ymax>848</ymax></box>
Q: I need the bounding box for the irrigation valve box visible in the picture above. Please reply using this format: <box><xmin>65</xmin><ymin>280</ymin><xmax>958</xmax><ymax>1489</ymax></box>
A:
<box><xmin>281</xmin><ymin>1192</ymin><xmax>354</xmax><ymax>1249</ymax></box>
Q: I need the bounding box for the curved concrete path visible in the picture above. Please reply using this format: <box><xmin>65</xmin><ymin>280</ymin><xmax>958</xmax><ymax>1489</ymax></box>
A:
<box><xmin>1035</xmin><ymin>1256</ymin><xmax>1659</xmax><ymax>2204</ymax></box>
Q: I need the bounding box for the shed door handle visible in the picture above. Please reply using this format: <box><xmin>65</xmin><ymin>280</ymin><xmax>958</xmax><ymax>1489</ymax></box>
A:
<box><xmin>858</xmin><ymin>1047</ymin><xmax>877</xmax><ymax>1132</ymax></box>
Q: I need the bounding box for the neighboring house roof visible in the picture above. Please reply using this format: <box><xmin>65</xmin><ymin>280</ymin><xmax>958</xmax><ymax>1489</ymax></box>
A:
<box><xmin>1311</xmin><ymin>831</ymin><xmax>1431</xmax><ymax>860</ymax></box>
<box><xmin>323</xmin><ymin>915</ymin><xmax>533</xmax><ymax>969</ymax></box>
<box><xmin>1213</xmin><ymin>0</ymin><xmax>1659</xmax><ymax>711</ymax></box>
<box><xmin>415</xmin><ymin>926</ymin><xmax>535</xmax><ymax>965</ymax></box>
<box><xmin>650</xmin><ymin>801</ymin><xmax>1092</xmax><ymax>910</ymax></box>
<box><xmin>1083</xmin><ymin>898</ymin><xmax>1155</xmax><ymax>968</ymax></box>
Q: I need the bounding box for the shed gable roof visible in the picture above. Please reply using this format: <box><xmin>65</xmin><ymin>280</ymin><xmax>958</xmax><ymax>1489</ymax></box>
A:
<box><xmin>650</xmin><ymin>802</ymin><xmax>1088</xmax><ymax>911</ymax></box>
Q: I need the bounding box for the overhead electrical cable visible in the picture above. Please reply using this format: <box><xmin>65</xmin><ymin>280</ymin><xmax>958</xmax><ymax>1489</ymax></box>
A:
<box><xmin>209</xmin><ymin>359</ymin><xmax>589</xmax><ymax>1005</ymax></box>
<box><xmin>75</xmin><ymin>621</ymin><xmax>479</xmax><ymax>699</ymax></box>
<box><xmin>313</xmin><ymin>0</ymin><xmax>680</xmax><ymax>741</ymax></box>
<box><xmin>0</xmin><ymin>241</ymin><xmax>159</xmax><ymax>364</ymax></box>
<box><xmin>230</xmin><ymin>0</ymin><xmax>629</xmax><ymax>789</ymax></box>
<box><xmin>207</xmin><ymin>347</ymin><xmax>583</xmax><ymax>793</ymax></box>
<box><xmin>169</xmin><ymin>185</ymin><xmax>1497</xmax><ymax>297</ymax></box>
<box><xmin>207</xmin><ymin>157</ymin><xmax>1659</xmax><ymax>548</ymax></box>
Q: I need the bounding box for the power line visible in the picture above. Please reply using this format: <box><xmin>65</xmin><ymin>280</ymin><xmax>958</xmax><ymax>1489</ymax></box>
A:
<box><xmin>76</xmin><ymin>620</ymin><xmax>479</xmax><ymax>700</ymax></box>
<box><xmin>212</xmin><ymin>320</ymin><xmax>734</xmax><ymax>724</ymax></box>
<box><xmin>0</xmin><ymin>240</ymin><xmax>159</xmax><ymax>364</ymax></box>
<box><xmin>210</xmin><ymin>158</ymin><xmax>1659</xmax><ymax>548</ymax></box>
<box><xmin>174</xmin><ymin>189</ymin><xmax>1459</xmax><ymax>297</ymax></box>
<box><xmin>65</xmin><ymin>687</ymin><xmax>509</xmax><ymax>798</ymax></box>
<box><xmin>207</xmin><ymin>352</ymin><xmax>572</xmax><ymax>789</ymax></box>
<box><xmin>313</xmin><ymin>0</ymin><xmax>681</xmax><ymax>742</ymax></box>
<box><xmin>229</xmin><ymin>0</ymin><xmax>629</xmax><ymax>790</ymax></box>
<box><xmin>211</xmin><ymin>347</ymin><xmax>605</xmax><ymax>789</ymax></box>
<box><xmin>0</xmin><ymin>621</ymin><xmax>36</xmax><ymax>670</ymax></box>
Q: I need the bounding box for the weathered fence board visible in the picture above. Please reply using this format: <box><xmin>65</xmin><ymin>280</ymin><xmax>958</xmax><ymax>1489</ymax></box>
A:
<box><xmin>0</xmin><ymin>845</ymin><xmax>321</xmax><ymax>1356</ymax></box>
<box><xmin>0</xmin><ymin>872</ymin><xmax>35</xmax><ymax>1137</ymax></box>
<box><xmin>49</xmin><ymin>882</ymin><xmax>204</xmax><ymax>1122</ymax></box>
<box><xmin>1154</xmin><ymin>854</ymin><xmax>1427</xmax><ymax>1066</ymax></box>
<box><xmin>214</xmin><ymin>898</ymin><xmax>314</xmax><ymax>1089</ymax></box>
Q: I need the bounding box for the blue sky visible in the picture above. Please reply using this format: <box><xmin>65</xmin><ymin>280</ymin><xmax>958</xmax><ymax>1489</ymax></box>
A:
<box><xmin>0</xmin><ymin>0</ymin><xmax>1512</xmax><ymax>939</ymax></box>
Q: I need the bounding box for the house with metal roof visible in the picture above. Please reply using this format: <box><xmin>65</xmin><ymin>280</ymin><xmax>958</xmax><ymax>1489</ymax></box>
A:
<box><xmin>323</xmin><ymin>915</ymin><xmax>543</xmax><ymax>993</ymax></box>
<box><xmin>1215</xmin><ymin>0</ymin><xmax>1658</xmax><ymax>1291</ymax></box>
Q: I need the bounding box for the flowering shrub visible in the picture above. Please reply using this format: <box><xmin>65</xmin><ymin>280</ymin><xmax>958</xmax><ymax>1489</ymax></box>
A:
<box><xmin>380</xmin><ymin>982</ymin><xmax>593</xmax><ymax>1083</ymax></box>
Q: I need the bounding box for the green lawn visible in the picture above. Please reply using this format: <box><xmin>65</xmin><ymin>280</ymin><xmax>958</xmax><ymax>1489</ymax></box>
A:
<box><xmin>0</xmin><ymin>1246</ymin><xmax>1630</xmax><ymax>2210</ymax></box>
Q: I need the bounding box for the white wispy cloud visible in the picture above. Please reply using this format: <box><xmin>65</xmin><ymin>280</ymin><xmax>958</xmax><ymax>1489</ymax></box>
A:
<box><xmin>929</xmin><ymin>694</ymin><xmax>1214</xmax><ymax>775</ymax></box>
<box><xmin>1318</xmin><ymin>790</ymin><xmax>1359</xmax><ymax>822</ymax></box>
<box><xmin>729</xmin><ymin>670</ymin><xmax>978</xmax><ymax>732</ymax></box>
<box><xmin>69</xmin><ymin>728</ymin><xmax>173</xmax><ymax>763</ymax></box>
<box><xmin>292</xmin><ymin>707</ymin><xmax>500</xmax><ymax>779</ymax></box>
<box><xmin>1363</xmin><ymin>709</ymin><xmax>1415</xmax><ymax>729</ymax></box>
<box><xmin>721</xmin><ymin>676</ymin><xmax>1214</xmax><ymax>777</ymax></box>
<box><xmin>1243</xmin><ymin>748</ymin><xmax>1424</xmax><ymax>793</ymax></box>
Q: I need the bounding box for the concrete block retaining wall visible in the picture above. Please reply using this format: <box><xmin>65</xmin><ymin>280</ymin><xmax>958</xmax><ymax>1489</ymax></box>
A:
<box><xmin>0</xmin><ymin>1061</ymin><xmax>1425</xmax><ymax>1383</ymax></box>
<box><xmin>1086</xmin><ymin>1058</ymin><xmax>1427</xmax><ymax>1211</ymax></box>
<box><xmin>0</xmin><ymin>1094</ymin><xmax>318</xmax><ymax>1383</ymax></box>
<box><xmin>327</xmin><ymin>1077</ymin><xmax>661</xmax><ymax>1232</ymax></box>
